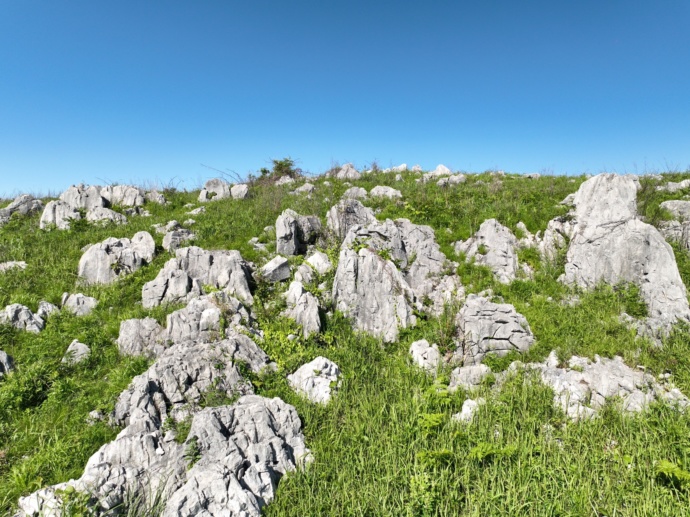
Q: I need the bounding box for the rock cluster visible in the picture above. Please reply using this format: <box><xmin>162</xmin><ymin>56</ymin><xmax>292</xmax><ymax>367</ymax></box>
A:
<box><xmin>0</xmin><ymin>194</ymin><xmax>44</xmax><ymax>227</ymax></box>
<box><xmin>78</xmin><ymin>232</ymin><xmax>155</xmax><ymax>285</ymax></box>
<box><xmin>0</xmin><ymin>304</ymin><xmax>45</xmax><ymax>333</ymax></box>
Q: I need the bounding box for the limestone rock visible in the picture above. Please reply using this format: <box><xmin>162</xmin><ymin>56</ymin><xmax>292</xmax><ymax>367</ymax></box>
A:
<box><xmin>275</xmin><ymin>209</ymin><xmax>322</xmax><ymax>255</ymax></box>
<box><xmin>659</xmin><ymin>220</ymin><xmax>690</xmax><ymax>251</ymax></box>
<box><xmin>275</xmin><ymin>175</ymin><xmax>296</xmax><ymax>186</ymax></box>
<box><xmin>660</xmin><ymin>200</ymin><xmax>690</xmax><ymax>221</ymax></box>
<box><xmin>100</xmin><ymin>185</ymin><xmax>145</xmax><ymax>207</ymax></box>
<box><xmin>39</xmin><ymin>200</ymin><xmax>81</xmax><ymax>230</ymax></box>
<box><xmin>78</xmin><ymin>232</ymin><xmax>156</xmax><ymax>285</ymax></box>
<box><xmin>0</xmin><ymin>194</ymin><xmax>44</xmax><ymax>227</ymax></box>
<box><xmin>562</xmin><ymin>173</ymin><xmax>690</xmax><ymax>335</ymax></box>
<box><xmin>331</xmin><ymin>163</ymin><xmax>361</xmax><ymax>180</ymax></box>
<box><xmin>525</xmin><ymin>353</ymin><xmax>690</xmax><ymax>420</ymax></box>
<box><xmin>448</xmin><ymin>364</ymin><xmax>492</xmax><ymax>391</ymax></box>
<box><xmin>306</xmin><ymin>250</ymin><xmax>332</xmax><ymax>275</ymax></box>
<box><xmin>453</xmin><ymin>294</ymin><xmax>534</xmax><ymax>365</ymax></box>
<box><xmin>0</xmin><ymin>304</ymin><xmax>44</xmax><ymax>333</ymax></box>
<box><xmin>452</xmin><ymin>398</ymin><xmax>485</xmax><ymax>423</ymax></box>
<box><xmin>294</xmin><ymin>183</ymin><xmax>315</xmax><ymax>194</ymax></box>
<box><xmin>59</xmin><ymin>184</ymin><xmax>105</xmax><ymax>211</ymax></box>
<box><xmin>117</xmin><ymin>317</ymin><xmax>167</xmax><ymax>358</ymax></box>
<box><xmin>61</xmin><ymin>340</ymin><xmax>91</xmax><ymax>365</ymax></box>
<box><xmin>231</xmin><ymin>184</ymin><xmax>249</xmax><ymax>199</ymax></box>
<box><xmin>409</xmin><ymin>339</ymin><xmax>441</xmax><ymax>372</ymax></box>
<box><xmin>186</xmin><ymin>206</ymin><xmax>206</xmax><ymax>215</ymax></box>
<box><xmin>261</xmin><ymin>256</ymin><xmax>290</xmax><ymax>283</ymax></box>
<box><xmin>421</xmin><ymin>164</ymin><xmax>452</xmax><ymax>183</ymax></box>
<box><xmin>370</xmin><ymin>186</ymin><xmax>402</xmax><ymax>199</ymax></box>
<box><xmin>162</xmin><ymin>229</ymin><xmax>195</xmax><ymax>252</ymax></box>
<box><xmin>61</xmin><ymin>293</ymin><xmax>98</xmax><ymax>316</ymax></box>
<box><xmin>146</xmin><ymin>190</ymin><xmax>166</xmax><ymax>204</ymax></box>
<box><xmin>198</xmin><ymin>178</ymin><xmax>231</xmax><ymax>202</ymax></box>
<box><xmin>283</xmin><ymin>281</ymin><xmax>321</xmax><ymax>338</ymax></box>
<box><xmin>142</xmin><ymin>259</ymin><xmax>202</xmax><ymax>308</ymax></box>
<box><xmin>85</xmin><ymin>207</ymin><xmax>127</xmax><ymax>225</ymax></box>
<box><xmin>287</xmin><ymin>356</ymin><xmax>340</xmax><ymax>404</ymax></box>
<box><xmin>342</xmin><ymin>186</ymin><xmax>368</xmax><ymax>199</ymax></box>
<box><xmin>0</xmin><ymin>350</ymin><xmax>13</xmax><ymax>377</ymax></box>
<box><xmin>437</xmin><ymin>174</ymin><xmax>466</xmax><ymax>187</ymax></box>
<box><xmin>294</xmin><ymin>263</ymin><xmax>314</xmax><ymax>284</ymax></box>
<box><xmin>326</xmin><ymin>199</ymin><xmax>377</xmax><ymax>242</ymax></box>
<box><xmin>657</xmin><ymin>179</ymin><xmax>690</xmax><ymax>193</ymax></box>
<box><xmin>0</xmin><ymin>261</ymin><xmax>27</xmax><ymax>273</ymax></box>
<box><xmin>454</xmin><ymin>219</ymin><xmax>519</xmax><ymax>284</ymax></box>
<box><xmin>36</xmin><ymin>301</ymin><xmax>59</xmax><ymax>321</ymax></box>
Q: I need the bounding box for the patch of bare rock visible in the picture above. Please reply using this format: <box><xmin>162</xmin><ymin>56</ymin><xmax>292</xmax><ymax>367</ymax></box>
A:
<box><xmin>78</xmin><ymin>232</ymin><xmax>156</xmax><ymax>285</ymax></box>
<box><xmin>287</xmin><ymin>356</ymin><xmax>341</xmax><ymax>404</ymax></box>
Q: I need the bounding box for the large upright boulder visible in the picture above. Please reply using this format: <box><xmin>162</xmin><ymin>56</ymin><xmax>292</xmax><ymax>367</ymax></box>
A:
<box><xmin>78</xmin><ymin>232</ymin><xmax>155</xmax><ymax>285</ymax></box>
<box><xmin>283</xmin><ymin>281</ymin><xmax>322</xmax><ymax>338</ymax></box>
<box><xmin>562</xmin><ymin>173</ymin><xmax>690</xmax><ymax>335</ymax></box>
<box><xmin>326</xmin><ymin>199</ymin><xmax>376</xmax><ymax>242</ymax></box>
<box><xmin>454</xmin><ymin>219</ymin><xmax>520</xmax><ymax>284</ymax></box>
<box><xmin>275</xmin><ymin>209</ymin><xmax>322</xmax><ymax>255</ymax></box>
<box><xmin>100</xmin><ymin>185</ymin><xmax>145</xmax><ymax>207</ymax></box>
<box><xmin>198</xmin><ymin>178</ymin><xmax>231</xmax><ymax>202</ymax></box>
<box><xmin>39</xmin><ymin>200</ymin><xmax>81</xmax><ymax>229</ymax></box>
<box><xmin>59</xmin><ymin>184</ymin><xmax>105</xmax><ymax>211</ymax></box>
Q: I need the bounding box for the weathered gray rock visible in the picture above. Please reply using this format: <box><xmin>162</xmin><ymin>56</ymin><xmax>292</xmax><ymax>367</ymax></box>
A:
<box><xmin>287</xmin><ymin>357</ymin><xmax>340</xmax><ymax>404</ymax></box>
<box><xmin>660</xmin><ymin>200</ymin><xmax>690</xmax><ymax>221</ymax></box>
<box><xmin>283</xmin><ymin>281</ymin><xmax>321</xmax><ymax>338</ymax></box>
<box><xmin>0</xmin><ymin>195</ymin><xmax>44</xmax><ymax>227</ymax></box>
<box><xmin>0</xmin><ymin>350</ymin><xmax>13</xmax><ymax>377</ymax></box>
<box><xmin>535</xmin><ymin>216</ymin><xmax>577</xmax><ymax>261</ymax></box>
<box><xmin>659</xmin><ymin>220</ymin><xmax>690</xmax><ymax>251</ymax></box>
<box><xmin>409</xmin><ymin>339</ymin><xmax>441</xmax><ymax>372</ymax></box>
<box><xmin>294</xmin><ymin>263</ymin><xmax>314</xmax><ymax>284</ymax></box>
<box><xmin>100</xmin><ymin>185</ymin><xmax>145</xmax><ymax>207</ymax></box>
<box><xmin>657</xmin><ymin>179</ymin><xmax>690</xmax><ymax>193</ymax></box>
<box><xmin>0</xmin><ymin>304</ymin><xmax>44</xmax><ymax>333</ymax></box>
<box><xmin>36</xmin><ymin>301</ymin><xmax>58</xmax><ymax>321</ymax></box>
<box><xmin>153</xmin><ymin>220</ymin><xmax>181</xmax><ymax>234</ymax></box>
<box><xmin>306</xmin><ymin>250</ymin><xmax>332</xmax><ymax>275</ymax></box>
<box><xmin>525</xmin><ymin>352</ymin><xmax>690</xmax><ymax>420</ymax></box>
<box><xmin>39</xmin><ymin>200</ymin><xmax>81</xmax><ymax>229</ymax></box>
<box><xmin>59</xmin><ymin>184</ymin><xmax>105</xmax><ymax>210</ymax></box>
<box><xmin>85</xmin><ymin>207</ymin><xmax>127</xmax><ymax>225</ymax></box>
<box><xmin>117</xmin><ymin>317</ymin><xmax>167</xmax><ymax>358</ymax></box>
<box><xmin>162</xmin><ymin>228</ymin><xmax>195</xmax><ymax>252</ymax></box>
<box><xmin>275</xmin><ymin>209</ymin><xmax>322</xmax><ymax>255</ymax></box>
<box><xmin>61</xmin><ymin>340</ymin><xmax>91</xmax><ymax>365</ymax></box>
<box><xmin>342</xmin><ymin>186</ymin><xmax>368</xmax><ymax>199</ymax></box>
<box><xmin>186</xmin><ymin>206</ymin><xmax>206</xmax><ymax>215</ymax></box>
<box><xmin>562</xmin><ymin>173</ymin><xmax>690</xmax><ymax>335</ymax></box>
<box><xmin>61</xmin><ymin>293</ymin><xmax>98</xmax><ymax>316</ymax></box>
<box><xmin>452</xmin><ymin>398</ymin><xmax>485</xmax><ymax>423</ymax></box>
<box><xmin>370</xmin><ymin>185</ymin><xmax>402</xmax><ymax>199</ymax></box>
<box><xmin>452</xmin><ymin>294</ymin><xmax>534</xmax><ymax>365</ymax></box>
<box><xmin>421</xmin><ymin>164</ymin><xmax>452</xmax><ymax>183</ymax></box>
<box><xmin>78</xmin><ymin>232</ymin><xmax>156</xmax><ymax>285</ymax></box>
<box><xmin>275</xmin><ymin>175</ymin><xmax>296</xmax><ymax>186</ymax></box>
<box><xmin>261</xmin><ymin>256</ymin><xmax>291</xmax><ymax>283</ymax></box>
<box><xmin>294</xmin><ymin>183</ymin><xmax>315</xmax><ymax>194</ymax></box>
<box><xmin>231</xmin><ymin>183</ymin><xmax>249</xmax><ymax>199</ymax></box>
<box><xmin>454</xmin><ymin>219</ymin><xmax>520</xmax><ymax>284</ymax></box>
<box><xmin>326</xmin><ymin>199</ymin><xmax>377</xmax><ymax>242</ymax></box>
<box><xmin>146</xmin><ymin>190</ymin><xmax>166</xmax><ymax>204</ymax></box>
<box><xmin>437</xmin><ymin>174</ymin><xmax>466</xmax><ymax>187</ymax></box>
<box><xmin>142</xmin><ymin>259</ymin><xmax>202</xmax><ymax>308</ymax></box>
<box><xmin>0</xmin><ymin>261</ymin><xmax>26</xmax><ymax>273</ymax></box>
<box><xmin>448</xmin><ymin>364</ymin><xmax>492</xmax><ymax>391</ymax></box>
<box><xmin>198</xmin><ymin>178</ymin><xmax>231</xmax><ymax>202</ymax></box>
<box><xmin>331</xmin><ymin>163</ymin><xmax>361</xmax><ymax>180</ymax></box>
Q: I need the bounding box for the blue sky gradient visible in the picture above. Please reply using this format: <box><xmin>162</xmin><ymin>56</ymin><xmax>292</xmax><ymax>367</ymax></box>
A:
<box><xmin>1</xmin><ymin>0</ymin><xmax>689</xmax><ymax>195</ymax></box>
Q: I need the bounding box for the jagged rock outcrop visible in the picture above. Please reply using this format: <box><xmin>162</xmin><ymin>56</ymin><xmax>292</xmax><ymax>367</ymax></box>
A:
<box><xmin>282</xmin><ymin>281</ymin><xmax>321</xmax><ymax>338</ymax></box>
<box><xmin>85</xmin><ymin>207</ymin><xmax>127</xmax><ymax>225</ymax></box>
<box><xmin>61</xmin><ymin>293</ymin><xmax>98</xmax><ymax>316</ymax></box>
<box><xmin>409</xmin><ymin>339</ymin><xmax>441</xmax><ymax>372</ymax></box>
<box><xmin>146</xmin><ymin>190</ymin><xmax>166</xmax><ymax>204</ymax></box>
<box><xmin>78</xmin><ymin>232</ymin><xmax>156</xmax><ymax>285</ymax></box>
<box><xmin>452</xmin><ymin>294</ymin><xmax>534</xmax><ymax>365</ymax></box>
<box><xmin>162</xmin><ymin>228</ymin><xmax>195</xmax><ymax>252</ymax></box>
<box><xmin>342</xmin><ymin>186</ymin><xmax>367</xmax><ymax>199</ymax></box>
<box><xmin>0</xmin><ymin>304</ymin><xmax>44</xmax><ymax>333</ymax></box>
<box><xmin>660</xmin><ymin>200</ymin><xmax>690</xmax><ymax>221</ymax></box>
<box><xmin>326</xmin><ymin>198</ymin><xmax>377</xmax><ymax>242</ymax></box>
<box><xmin>306</xmin><ymin>250</ymin><xmax>332</xmax><ymax>275</ymax></box>
<box><xmin>39</xmin><ymin>200</ymin><xmax>81</xmax><ymax>229</ymax></box>
<box><xmin>287</xmin><ymin>357</ymin><xmax>340</xmax><ymax>404</ymax></box>
<box><xmin>117</xmin><ymin>317</ymin><xmax>166</xmax><ymax>357</ymax></box>
<box><xmin>198</xmin><ymin>178</ymin><xmax>231</xmax><ymax>202</ymax></box>
<box><xmin>370</xmin><ymin>186</ymin><xmax>402</xmax><ymax>199</ymax></box>
<box><xmin>330</xmin><ymin>163</ymin><xmax>361</xmax><ymax>180</ymax></box>
<box><xmin>260</xmin><ymin>256</ymin><xmax>291</xmax><ymax>283</ymax></box>
<box><xmin>142</xmin><ymin>246</ymin><xmax>253</xmax><ymax>308</ymax></box>
<box><xmin>448</xmin><ymin>364</ymin><xmax>492</xmax><ymax>391</ymax></box>
<box><xmin>36</xmin><ymin>301</ymin><xmax>58</xmax><ymax>321</ymax></box>
<box><xmin>659</xmin><ymin>220</ymin><xmax>690</xmax><ymax>251</ymax></box>
<box><xmin>0</xmin><ymin>194</ymin><xmax>44</xmax><ymax>227</ymax></box>
<box><xmin>421</xmin><ymin>164</ymin><xmax>452</xmax><ymax>183</ymax></box>
<box><xmin>523</xmin><ymin>351</ymin><xmax>689</xmax><ymax>420</ymax></box>
<box><xmin>454</xmin><ymin>219</ymin><xmax>520</xmax><ymax>284</ymax></box>
<box><xmin>61</xmin><ymin>340</ymin><xmax>90</xmax><ymax>365</ymax></box>
<box><xmin>59</xmin><ymin>184</ymin><xmax>105</xmax><ymax>211</ymax></box>
<box><xmin>561</xmin><ymin>173</ymin><xmax>690</xmax><ymax>335</ymax></box>
<box><xmin>100</xmin><ymin>185</ymin><xmax>145</xmax><ymax>207</ymax></box>
<box><xmin>0</xmin><ymin>350</ymin><xmax>13</xmax><ymax>377</ymax></box>
<box><xmin>275</xmin><ymin>209</ymin><xmax>322</xmax><ymax>255</ymax></box>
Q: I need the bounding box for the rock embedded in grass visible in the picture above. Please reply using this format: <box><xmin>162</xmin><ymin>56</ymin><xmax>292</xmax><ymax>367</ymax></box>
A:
<box><xmin>78</xmin><ymin>231</ymin><xmax>156</xmax><ymax>285</ymax></box>
<box><xmin>0</xmin><ymin>261</ymin><xmax>26</xmax><ymax>273</ymax></box>
<box><xmin>282</xmin><ymin>281</ymin><xmax>322</xmax><ymax>338</ymax></box>
<box><xmin>61</xmin><ymin>293</ymin><xmax>98</xmax><ymax>316</ymax></box>
<box><xmin>326</xmin><ymin>198</ymin><xmax>377</xmax><ymax>242</ymax></box>
<box><xmin>288</xmin><ymin>356</ymin><xmax>341</xmax><ymax>404</ymax></box>
<box><xmin>0</xmin><ymin>304</ymin><xmax>44</xmax><ymax>333</ymax></box>
<box><xmin>61</xmin><ymin>340</ymin><xmax>90</xmax><ymax>365</ymax></box>
<box><xmin>275</xmin><ymin>209</ymin><xmax>322</xmax><ymax>256</ymax></box>
<box><xmin>409</xmin><ymin>339</ymin><xmax>441</xmax><ymax>372</ymax></box>
<box><xmin>660</xmin><ymin>200</ymin><xmax>690</xmax><ymax>221</ymax></box>
<box><xmin>370</xmin><ymin>185</ymin><xmax>402</xmax><ymax>199</ymax></box>
<box><xmin>0</xmin><ymin>350</ymin><xmax>14</xmax><ymax>377</ymax></box>
<box><xmin>454</xmin><ymin>218</ymin><xmax>520</xmax><ymax>284</ymax></box>
<box><xmin>261</xmin><ymin>255</ymin><xmax>291</xmax><ymax>283</ymax></box>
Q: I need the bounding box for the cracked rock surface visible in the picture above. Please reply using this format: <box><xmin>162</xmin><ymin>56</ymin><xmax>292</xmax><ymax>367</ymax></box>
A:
<box><xmin>78</xmin><ymin>232</ymin><xmax>155</xmax><ymax>285</ymax></box>
<box><xmin>287</xmin><ymin>357</ymin><xmax>340</xmax><ymax>404</ymax></box>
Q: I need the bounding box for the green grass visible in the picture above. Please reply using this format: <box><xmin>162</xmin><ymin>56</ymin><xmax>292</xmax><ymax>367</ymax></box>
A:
<box><xmin>2</xmin><ymin>169</ymin><xmax>690</xmax><ymax>515</ymax></box>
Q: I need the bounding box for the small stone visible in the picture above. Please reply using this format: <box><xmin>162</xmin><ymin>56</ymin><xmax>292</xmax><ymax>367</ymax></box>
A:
<box><xmin>61</xmin><ymin>340</ymin><xmax>91</xmax><ymax>365</ymax></box>
<box><xmin>261</xmin><ymin>256</ymin><xmax>291</xmax><ymax>282</ymax></box>
<box><xmin>287</xmin><ymin>356</ymin><xmax>340</xmax><ymax>404</ymax></box>
<box><xmin>61</xmin><ymin>293</ymin><xmax>98</xmax><ymax>316</ymax></box>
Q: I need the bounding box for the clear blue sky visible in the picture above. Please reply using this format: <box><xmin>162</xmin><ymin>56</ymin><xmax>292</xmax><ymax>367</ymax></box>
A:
<box><xmin>1</xmin><ymin>1</ymin><xmax>689</xmax><ymax>195</ymax></box>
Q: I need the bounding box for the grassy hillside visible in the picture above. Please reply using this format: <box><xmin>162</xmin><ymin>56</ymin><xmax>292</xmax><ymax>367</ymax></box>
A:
<box><xmin>2</xmin><ymin>168</ymin><xmax>690</xmax><ymax>516</ymax></box>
